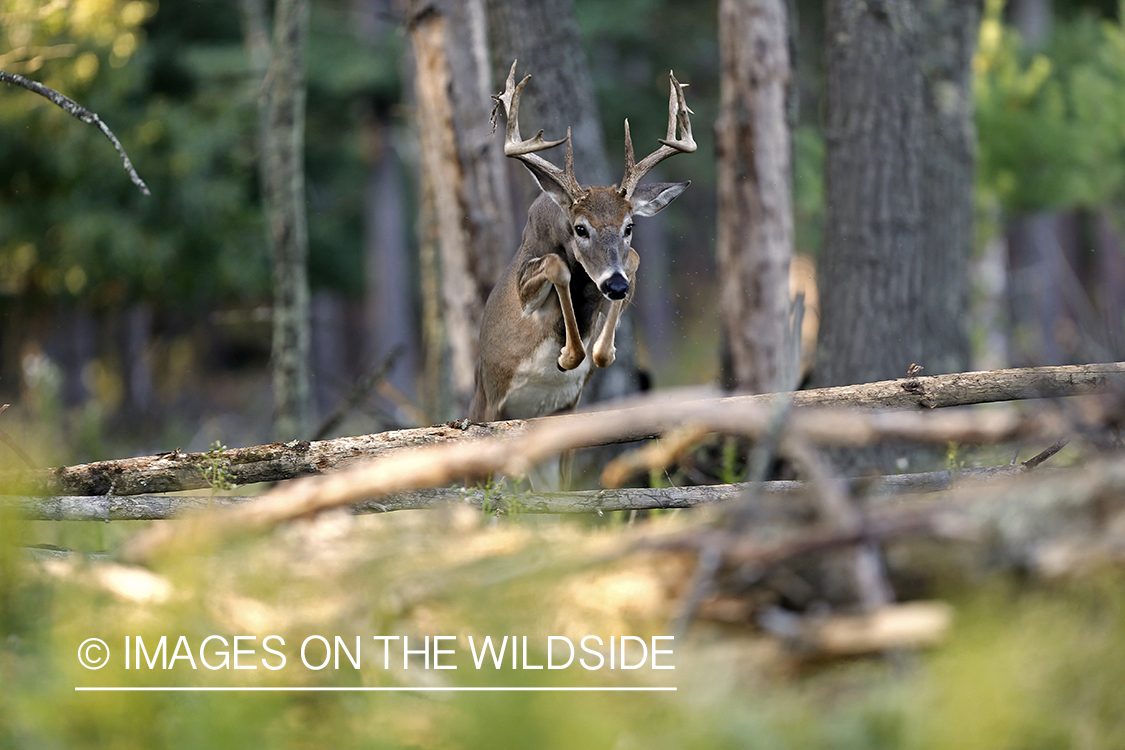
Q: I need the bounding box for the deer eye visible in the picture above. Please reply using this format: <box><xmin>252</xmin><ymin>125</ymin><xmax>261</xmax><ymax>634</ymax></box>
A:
<box><xmin>624</xmin><ymin>223</ymin><xmax>634</xmax><ymax>237</ymax></box>
<box><xmin>574</xmin><ymin>224</ymin><xmax>588</xmax><ymax>237</ymax></box>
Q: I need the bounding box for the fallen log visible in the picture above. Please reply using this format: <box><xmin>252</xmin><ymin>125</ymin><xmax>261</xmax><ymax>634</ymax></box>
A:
<box><xmin>7</xmin><ymin>465</ymin><xmax>1037</xmax><ymax>521</ymax></box>
<box><xmin>117</xmin><ymin>391</ymin><xmax>1109</xmax><ymax>565</ymax></box>
<box><xmin>4</xmin><ymin>362</ymin><xmax>1121</xmax><ymax>498</ymax></box>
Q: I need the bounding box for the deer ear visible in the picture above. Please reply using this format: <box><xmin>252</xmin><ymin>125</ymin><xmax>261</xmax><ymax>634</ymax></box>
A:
<box><xmin>630</xmin><ymin>181</ymin><xmax>690</xmax><ymax>217</ymax></box>
<box><xmin>524</xmin><ymin>163</ymin><xmax>575</xmax><ymax>210</ymax></box>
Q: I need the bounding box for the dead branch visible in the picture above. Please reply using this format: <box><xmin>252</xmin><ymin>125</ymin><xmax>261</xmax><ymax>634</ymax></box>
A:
<box><xmin>0</xmin><ymin>403</ymin><xmax>35</xmax><ymax>469</ymax></box>
<box><xmin>7</xmin><ymin>465</ymin><xmax>1044</xmax><ymax>521</ymax></box>
<box><xmin>761</xmin><ymin>601</ymin><xmax>954</xmax><ymax>657</ymax></box>
<box><xmin>312</xmin><ymin>345</ymin><xmax>404</xmax><ymax>440</ymax></box>
<box><xmin>784</xmin><ymin>438</ymin><xmax>895</xmax><ymax>609</ymax></box>
<box><xmin>0</xmin><ymin>70</ymin><xmax>150</xmax><ymax>195</ymax></box>
<box><xmin>641</xmin><ymin>454</ymin><xmax>1125</xmax><ymax>578</ymax></box>
<box><xmin>116</xmin><ymin>385</ymin><xmax>1102</xmax><ymax>564</ymax></box>
<box><xmin>1022</xmin><ymin>437</ymin><xmax>1070</xmax><ymax>469</ymax></box>
<box><xmin>10</xmin><ymin>362</ymin><xmax>1122</xmax><ymax>498</ymax></box>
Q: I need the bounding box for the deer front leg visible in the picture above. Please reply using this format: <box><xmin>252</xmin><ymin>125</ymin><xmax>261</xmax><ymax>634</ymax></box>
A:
<box><xmin>592</xmin><ymin>247</ymin><xmax>639</xmax><ymax>368</ymax></box>
<box><xmin>520</xmin><ymin>253</ymin><xmax>586</xmax><ymax>370</ymax></box>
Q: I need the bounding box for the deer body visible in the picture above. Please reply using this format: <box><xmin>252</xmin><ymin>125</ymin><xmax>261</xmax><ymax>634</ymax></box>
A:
<box><xmin>469</xmin><ymin>62</ymin><xmax>695</xmax><ymax>422</ymax></box>
<box><xmin>472</xmin><ymin>192</ymin><xmax>636</xmax><ymax>420</ymax></box>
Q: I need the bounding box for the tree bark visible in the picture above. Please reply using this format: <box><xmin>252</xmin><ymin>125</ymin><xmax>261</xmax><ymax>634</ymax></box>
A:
<box><xmin>241</xmin><ymin>0</ymin><xmax>313</xmax><ymax>440</ymax></box>
<box><xmin>7</xmin><ymin>362</ymin><xmax>1122</xmax><ymax>497</ymax></box>
<box><xmin>716</xmin><ymin>0</ymin><xmax>797</xmax><ymax>393</ymax></box>
<box><xmin>1001</xmin><ymin>0</ymin><xmax>1064</xmax><ymax>368</ymax></box>
<box><xmin>918</xmin><ymin>0</ymin><xmax>980</xmax><ymax>375</ymax></box>
<box><xmin>484</xmin><ymin>0</ymin><xmax>610</xmax><ymax>191</ymax></box>
<box><xmin>407</xmin><ymin>0</ymin><xmax>515</xmax><ymax>418</ymax></box>
<box><xmin>817</xmin><ymin>0</ymin><xmax>924</xmax><ymax>390</ymax></box>
<box><xmin>362</xmin><ymin>114</ymin><xmax>419</xmax><ymax>406</ymax></box>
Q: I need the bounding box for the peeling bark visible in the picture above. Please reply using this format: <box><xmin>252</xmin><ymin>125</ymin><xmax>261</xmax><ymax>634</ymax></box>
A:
<box><xmin>716</xmin><ymin>0</ymin><xmax>796</xmax><ymax>393</ymax></box>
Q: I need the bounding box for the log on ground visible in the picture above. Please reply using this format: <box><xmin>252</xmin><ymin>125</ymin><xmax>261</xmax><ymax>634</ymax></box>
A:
<box><xmin>4</xmin><ymin>362</ymin><xmax>1121</xmax><ymax>498</ymax></box>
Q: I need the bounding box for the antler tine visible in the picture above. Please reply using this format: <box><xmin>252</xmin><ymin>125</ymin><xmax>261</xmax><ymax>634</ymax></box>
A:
<box><xmin>491</xmin><ymin>60</ymin><xmax>584</xmax><ymax>202</ymax></box>
<box><xmin>618</xmin><ymin>70</ymin><xmax>697</xmax><ymax>200</ymax></box>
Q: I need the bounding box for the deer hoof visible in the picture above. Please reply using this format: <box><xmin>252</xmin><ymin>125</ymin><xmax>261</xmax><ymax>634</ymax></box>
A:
<box><xmin>558</xmin><ymin>348</ymin><xmax>584</xmax><ymax>370</ymax></box>
<box><xmin>593</xmin><ymin>347</ymin><xmax>616</xmax><ymax>368</ymax></box>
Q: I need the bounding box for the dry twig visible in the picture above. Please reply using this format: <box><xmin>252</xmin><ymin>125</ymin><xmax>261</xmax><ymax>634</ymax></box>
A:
<box><xmin>0</xmin><ymin>71</ymin><xmax>150</xmax><ymax>195</ymax></box>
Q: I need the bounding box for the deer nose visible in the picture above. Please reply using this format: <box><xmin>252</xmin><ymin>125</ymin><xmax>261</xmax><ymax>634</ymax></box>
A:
<box><xmin>600</xmin><ymin>273</ymin><xmax>629</xmax><ymax>300</ymax></box>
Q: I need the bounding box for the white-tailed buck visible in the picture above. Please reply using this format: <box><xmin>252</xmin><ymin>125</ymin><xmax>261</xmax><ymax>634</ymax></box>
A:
<box><xmin>469</xmin><ymin>61</ymin><xmax>695</xmax><ymax>422</ymax></box>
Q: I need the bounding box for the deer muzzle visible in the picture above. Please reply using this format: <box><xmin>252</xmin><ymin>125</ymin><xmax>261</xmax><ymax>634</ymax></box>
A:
<box><xmin>600</xmin><ymin>272</ymin><xmax>629</xmax><ymax>301</ymax></box>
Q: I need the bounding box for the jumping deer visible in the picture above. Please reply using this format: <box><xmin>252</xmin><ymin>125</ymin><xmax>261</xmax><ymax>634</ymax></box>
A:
<box><xmin>469</xmin><ymin>61</ymin><xmax>695</xmax><ymax>423</ymax></box>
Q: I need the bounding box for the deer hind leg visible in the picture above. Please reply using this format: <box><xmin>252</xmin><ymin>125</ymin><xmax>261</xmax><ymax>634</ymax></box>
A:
<box><xmin>592</xmin><ymin>247</ymin><xmax>640</xmax><ymax>368</ymax></box>
<box><xmin>540</xmin><ymin>254</ymin><xmax>586</xmax><ymax>371</ymax></box>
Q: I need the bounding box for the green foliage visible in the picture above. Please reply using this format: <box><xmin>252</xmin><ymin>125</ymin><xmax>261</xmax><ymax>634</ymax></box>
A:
<box><xmin>0</xmin><ymin>0</ymin><xmax>263</xmax><ymax>307</ymax></box>
<box><xmin>945</xmin><ymin>441</ymin><xmax>966</xmax><ymax>472</ymax></box>
<box><xmin>479</xmin><ymin>475</ymin><xmax>531</xmax><ymax>516</ymax></box>
<box><xmin>792</xmin><ymin>124</ymin><xmax>825</xmax><ymax>256</ymax></box>
<box><xmin>198</xmin><ymin>440</ymin><xmax>234</xmax><ymax>495</ymax></box>
<box><xmin>0</xmin><ymin>1</ymin><xmax>402</xmax><ymax>310</ymax></box>
<box><xmin>976</xmin><ymin>0</ymin><xmax>1125</xmax><ymax>212</ymax></box>
<box><xmin>715</xmin><ymin>436</ymin><xmax>745</xmax><ymax>485</ymax></box>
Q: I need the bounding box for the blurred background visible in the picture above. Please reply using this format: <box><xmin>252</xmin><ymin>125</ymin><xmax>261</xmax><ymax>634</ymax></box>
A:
<box><xmin>6</xmin><ymin>4</ymin><xmax>1125</xmax><ymax>747</ymax></box>
<box><xmin>0</xmin><ymin>0</ymin><xmax>1123</xmax><ymax>467</ymax></box>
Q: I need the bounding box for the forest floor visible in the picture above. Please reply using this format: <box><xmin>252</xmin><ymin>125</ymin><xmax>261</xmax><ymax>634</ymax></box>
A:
<box><xmin>5</xmin><ymin>364</ymin><xmax>1125</xmax><ymax>748</ymax></box>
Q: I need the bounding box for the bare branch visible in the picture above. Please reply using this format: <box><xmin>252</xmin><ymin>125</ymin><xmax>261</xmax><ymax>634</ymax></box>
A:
<box><xmin>0</xmin><ymin>70</ymin><xmax>151</xmax><ymax>195</ymax></box>
<box><xmin>0</xmin><ymin>403</ymin><xmax>36</xmax><ymax>469</ymax></box>
<box><xmin>1022</xmin><ymin>437</ymin><xmax>1070</xmax><ymax>469</ymax></box>
<box><xmin>762</xmin><ymin>602</ymin><xmax>954</xmax><ymax>657</ymax></box>
<box><xmin>312</xmin><ymin>345</ymin><xmax>404</xmax><ymax>441</ymax></box>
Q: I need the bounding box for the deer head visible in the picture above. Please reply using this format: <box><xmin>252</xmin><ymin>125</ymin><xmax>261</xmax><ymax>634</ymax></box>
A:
<box><xmin>491</xmin><ymin>61</ymin><xmax>696</xmax><ymax>302</ymax></box>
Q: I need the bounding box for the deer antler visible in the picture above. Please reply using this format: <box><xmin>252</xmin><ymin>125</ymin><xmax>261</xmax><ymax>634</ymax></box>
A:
<box><xmin>491</xmin><ymin>60</ymin><xmax>586</xmax><ymax>203</ymax></box>
<box><xmin>618</xmin><ymin>71</ymin><xmax>696</xmax><ymax>200</ymax></box>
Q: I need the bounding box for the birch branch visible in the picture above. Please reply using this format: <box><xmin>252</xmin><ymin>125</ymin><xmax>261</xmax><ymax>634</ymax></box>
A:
<box><xmin>0</xmin><ymin>70</ymin><xmax>150</xmax><ymax>195</ymax></box>
<box><xmin>9</xmin><ymin>361</ymin><xmax>1123</xmax><ymax>497</ymax></box>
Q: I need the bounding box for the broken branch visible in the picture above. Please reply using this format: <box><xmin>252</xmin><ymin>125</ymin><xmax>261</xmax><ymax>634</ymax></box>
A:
<box><xmin>1</xmin><ymin>70</ymin><xmax>151</xmax><ymax>195</ymax></box>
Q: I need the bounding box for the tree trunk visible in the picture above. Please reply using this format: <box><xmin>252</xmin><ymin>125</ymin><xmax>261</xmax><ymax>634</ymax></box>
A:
<box><xmin>1002</xmin><ymin>0</ymin><xmax>1062</xmax><ymax>368</ymax></box>
<box><xmin>918</xmin><ymin>0</ymin><xmax>979</xmax><ymax>376</ymax></box>
<box><xmin>716</xmin><ymin>0</ymin><xmax>796</xmax><ymax>394</ymax></box>
<box><xmin>241</xmin><ymin>0</ymin><xmax>313</xmax><ymax>440</ymax></box>
<box><xmin>407</xmin><ymin>0</ymin><xmax>515</xmax><ymax>418</ymax></box>
<box><xmin>121</xmin><ymin>303</ymin><xmax>154</xmax><ymax>419</ymax></box>
<box><xmin>309</xmin><ymin>292</ymin><xmax>347</xmax><ymax>419</ymax></box>
<box><xmin>1093</xmin><ymin>209</ymin><xmax>1125</xmax><ymax>359</ymax></box>
<box><xmin>1007</xmin><ymin>212</ymin><xmax>1068</xmax><ymax>365</ymax></box>
<box><xmin>816</xmin><ymin>0</ymin><xmax>924</xmax><ymax>392</ymax></box>
<box><xmin>362</xmin><ymin>113</ymin><xmax>419</xmax><ymax>405</ymax></box>
<box><xmin>484</xmin><ymin>0</ymin><xmax>610</xmax><ymax>192</ymax></box>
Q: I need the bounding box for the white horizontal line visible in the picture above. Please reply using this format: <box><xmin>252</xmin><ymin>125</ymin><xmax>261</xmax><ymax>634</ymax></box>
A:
<box><xmin>75</xmin><ymin>686</ymin><xmax>676</xmax><ymax>692</ymax></box>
